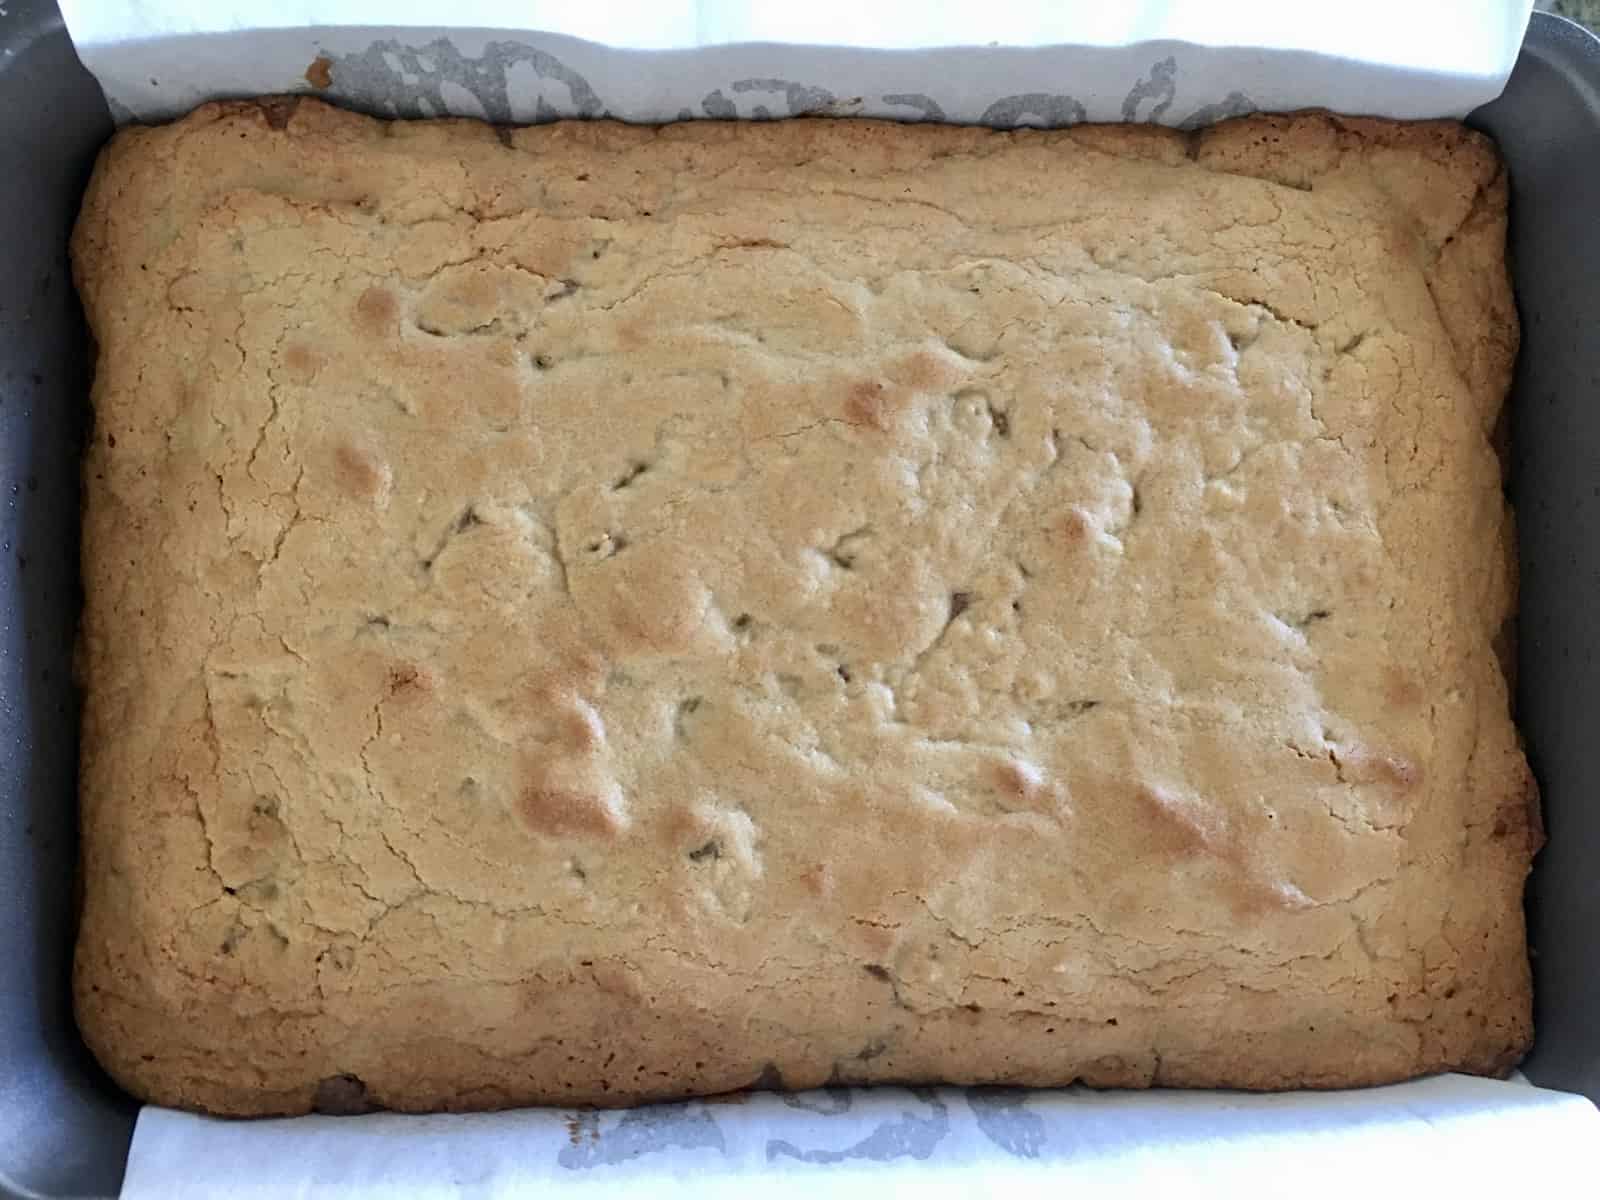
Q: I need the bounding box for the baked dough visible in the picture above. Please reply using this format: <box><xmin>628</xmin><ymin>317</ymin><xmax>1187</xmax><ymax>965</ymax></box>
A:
<box><xmin>72</xmin><ymin>98</ymin><xmax>1535</xmax><ymax>1115</ymax></box>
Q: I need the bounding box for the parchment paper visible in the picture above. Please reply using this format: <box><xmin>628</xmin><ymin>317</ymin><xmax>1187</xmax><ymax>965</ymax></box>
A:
<box><xmin>124</xmin><ymin>1075</ymin><xmax>1600</xmax><ymax>1199</ymax></box>
<box><xmin>55</xmin><ymin>3</ymin><xmax>1592</xmax><ymax>1197</ymax></box>
<box><xmin>63</xmin><ymin>1</ymin><xmax>1533</xmax><ymax>127</ymax></box>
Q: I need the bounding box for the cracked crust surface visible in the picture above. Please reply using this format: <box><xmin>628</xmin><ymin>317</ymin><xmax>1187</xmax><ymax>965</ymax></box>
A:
<box><xmin>72</xmin><ymin>99</ymin><xmax>1534</xmax><ymax>1115</ymax></box>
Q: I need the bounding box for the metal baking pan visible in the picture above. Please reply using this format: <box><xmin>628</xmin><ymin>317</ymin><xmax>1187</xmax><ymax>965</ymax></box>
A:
<box><xmin>2</xmin><ymin>1</ymin><xmax>1596</xmax><ymax>1195</ymax></box>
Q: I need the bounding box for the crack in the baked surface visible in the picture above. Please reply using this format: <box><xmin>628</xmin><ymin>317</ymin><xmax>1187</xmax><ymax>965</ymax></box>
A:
<box><xmin>245</xmin><ymin>326</ymin><xmax>293</xmax><ymax>486</ymax></box>
<box><xmin>189</xmin><ymin>682</ymin><xmax>231</xmax><ymax>893</ymax></box>
<box><xmin>376</xmin><ymin>827</ymin><xmax>425</xmax><ymax>891</ymax></box>
<box><xmin>264</xmin><ymin>467</ymin><xmax>310</xmax><ymax>568</ymax></box>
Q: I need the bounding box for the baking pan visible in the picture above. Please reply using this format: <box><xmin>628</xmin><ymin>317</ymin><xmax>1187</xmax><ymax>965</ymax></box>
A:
<box><xmin>1475</xmin><ymin>13</ymin><xmax>1600</xmax><ymax>1100</ymax></box>
<box><xmin>1</xmin><ymin>3</ymin><xmax>1596</xmax><ymax>1196</ymax></box>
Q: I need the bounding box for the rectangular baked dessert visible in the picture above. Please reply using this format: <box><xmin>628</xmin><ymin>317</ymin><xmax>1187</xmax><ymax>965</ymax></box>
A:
<box><xmin>73</xmin><ymin>97</ymin><xmax>1537</xmax><ymax>1116</ymax></box>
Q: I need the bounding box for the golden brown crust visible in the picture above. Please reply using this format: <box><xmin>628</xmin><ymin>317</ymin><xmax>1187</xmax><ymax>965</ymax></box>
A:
<box><xmin>73</xmin><ymin>99</ymin><xmax>1531</xmax><ymax>1116</ymax></box>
